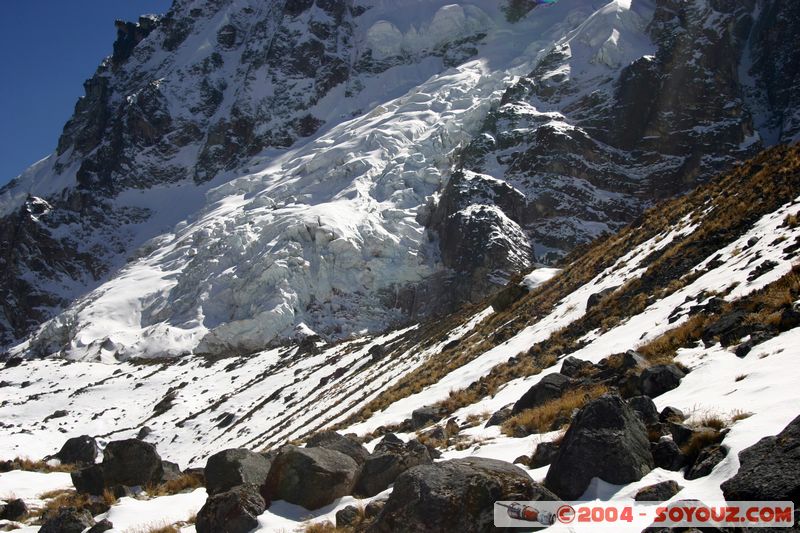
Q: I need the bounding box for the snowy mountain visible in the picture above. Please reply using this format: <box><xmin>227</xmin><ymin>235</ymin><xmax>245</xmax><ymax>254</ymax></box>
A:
<box><xmin>1</xmin><ymin>142</ymin><xmax>798</xmax><ymax>532</ymax></box>
<box><xmin>2</xmin><ymin>0</ymin><xmax>799</xmax><ymax>359</ymax></box>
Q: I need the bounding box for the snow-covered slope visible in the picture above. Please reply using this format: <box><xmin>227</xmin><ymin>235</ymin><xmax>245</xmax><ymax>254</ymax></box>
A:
<box><xmin>3</xmin><ymin>0</ymin><xmax>799</xmax><ymax>358</ymax></box>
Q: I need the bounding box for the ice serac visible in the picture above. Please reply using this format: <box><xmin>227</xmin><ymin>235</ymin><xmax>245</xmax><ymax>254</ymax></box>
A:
<box><xmin>2</xmin><ymin>0</ymin><xmax>800</xmax><ymax>359</ymax></box>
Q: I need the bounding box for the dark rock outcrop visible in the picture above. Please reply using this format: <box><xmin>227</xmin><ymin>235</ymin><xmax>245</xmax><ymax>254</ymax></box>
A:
<box><xmin>50</xmin><ymin>435</ymin><xmax>98</xmax><ymax>465</ymax></box>
<box><xmin>545</xmin><ymin>394</ymin><xmax>654</xmax><ymax>500</ymax></box>
<box><xmin>71</xmin><ymin>438</ymin><xmax>166</xmax><ymax>495</ymax></box>
<box><xmin>628</xmin><ymin>396</ymin><xmax>660</xmax><ymax>426</ymax></box>
<box><xmin>721</xmin><ymin>414</ymin><xmax>800</xmax><ymax>503</ymax></box>
<box><xmin>652</xmin><ymin>438</ymin><xmax>686</xmax><ymax>471</ymax></box>
<box><xmin>87</xmin><ymin>519</ymin><xmax>115</xmax><ymax>533</ymax></box>
<box><xmin>411</xmin><ymin>406</ymin><xmax>448</xmax><ymax>429</ymax></box>
<box><xmin>639</xmin><ymin>365</ymin><xmax>685</xmax><ymax>398</ymax></box>
<box><xmin>355</xmin><ymin>437</ymin><xmax>432</xmax><ymax>497</ymax></box>
<box><xmin>196</xmin><ymin>483</ymin><xmax>266</xmax><ymax>533</ymax></box>
<box><xmin>0</xmin><ymin>498</ymin><xmax>27</xmax><ymax>521</ymax></box>
<box><xmin>39</xmin><ymin>507</ymin><xmax>95</xmax><ymax>533</ymax></box>
<box><xmin>685</xmin><ymin>445</ymin><xmax>728</xmax><ymax>480</ymax></box>
<box><xmin>512</xmin><ymin>373</ymin><xmax>572</xmax><ymax>414</ymax></box>
<box><xmin>205</xmin><ymin>448</ymin><xmax>271</xmax><ymax>496</ymax></box>
<box><xmin>263</xmin><ymin>445</ymin><xmax>359</xmax><ymax>510</ymax></box>
<box><xmin>370</xmin><ymin>457</ymin><xmax>555</xmax><ymax>533</ymax></box>
<box><xmin>635</xmin><ymin>480</ymin><xmax>682</xmax><ymax>502</ymax></box>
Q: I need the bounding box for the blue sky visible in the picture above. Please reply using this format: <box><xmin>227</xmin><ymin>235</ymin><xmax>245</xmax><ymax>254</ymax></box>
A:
<box><xmin>0</xmin><ymin>1</ymin><xmax>173</xmax><ymax>186</ymax></box>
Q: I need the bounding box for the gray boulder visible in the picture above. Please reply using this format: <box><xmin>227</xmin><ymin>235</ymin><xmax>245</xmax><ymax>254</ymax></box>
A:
<box><xmin>411</xmin><ymin>406</ymin><xmax>447</xmax><ymax>429</ymax></box>
<box><xmin>722</xmin><ymin>414</ymin><xmax>800</xmax><ymax>503</ymax></box>
<box><xmin>39</xmin><ymin>507</ymin><xmax>95</xmax><ymax>533</ymax></box>
<box><xmin>370</xmin><ymin>457</ymin><xmax>556</xmax><ymax>533</ymax></box>
<box><xmin>545</xmin><ymin>394</ymin><xmax>654</xmax><ymax>500</ymax></box>
<box><xmin>307</xmin><ymin>431</ymin><xmax>370</xmax><ymax>465</ymax></box>
<box><xmin>196</xmin><ymin>483</ymin><xmax>266</xmax><ymax>533</ymax></box>
<box><xmin>485</xmin><ymin>405</ymin><xmax>512</xmax><ymax>427</ymax></box>
<box><xmin>263</xmin><ymin>445</ymin><xmax>359</xmax><ymax>510</ymax></box>
<box><xmin>205</xmin><ymin>448</ymin><xmax>271</xmax><ymax>496</ymax></box>
<box><xmin>512</xmin><ymin>373</ymin><xmax>572</xmax><ymax>414</ymax></box>
<box><xmin>355</xmin><ymin>437</ymin><xmax>432</xmax><ymax>497</ymax></box>
<box><xmin>640</xmin><ymin>364</ymin><xmax>685</xmax><ymax>397</ymax></box>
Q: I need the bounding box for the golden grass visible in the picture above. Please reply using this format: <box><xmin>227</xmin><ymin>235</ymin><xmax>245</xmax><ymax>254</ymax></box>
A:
<box><xmin>681</xmin><ymin>429</ymin><xmax>723</xmax><ymax>463</ymax></box>
<box><xmin>1</xmin><ymin>457</ymin><xmax>76</xmax><ymax>473</ymax></box>
<box><xmin>785</xmin><ymin>212</ymin><xmax>799</xmax><ymax>228</ymax></box>
<box><xmin>145</xmin><ymin>473</ymin><xmax>204</xmax><ymax>497</ymax></box>
<box><xmin>730</xmin><ymin>410</ymin><xmax>753</xmax><ymax>423</ymax></box>
<box><xmin>637</xmin><ymin>315</ymin><xmax>710</xmax><ymax>362</ymax></box>
<box><xmin>501</xmin><ymin>384</ymin><xmax>609</xmax><ymax>436</ymax></box>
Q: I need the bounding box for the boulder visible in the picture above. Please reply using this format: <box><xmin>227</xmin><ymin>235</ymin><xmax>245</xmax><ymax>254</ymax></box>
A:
<box><xmin>336</xmin><ymin>505</ymin><xmax>362</xmax><ymax>528</ymax></box>
<box><xmin>263</xmin><ymin>445</ymin><xmax>359</xmax><ymax>510</ymax></box>
<box><xmin>101</xmin><ymin>439</ymin><xmax>164</xmax><ymax>489</ymax></box>
<box><xmin>485</xmin><ymin>405</ymin><xmax>513</xmax><ymax>427</ymax></box>
<box><xmin>0</xmin><ymin>498</ymin><xmax>26</xmax><ymax>521</ymax></box>
<box><xmin>652</xmin><ymin>438</ymin><xmax>686</xmax><ymax>471</ymax></box>
<box><xmin>685</xmin><ymin>445</ymin><xmax>727</xmax><ymax>480</ymax></box>
<box><xmin>355</xmin><ymin>438</ymin><xmax>432</xmax><ymax>497</ymax></box>
<box><xmin>639</xmin><ymin>365</ymin><xmax>685</xmax><ymax>398</ymax></box>
<box><xmin>162</xmin><ymin>460</ymin><xmax>182</xmax><ymax>482</ymax></box>
<box><xmin>722</xmin><ymin>414</ymin><xmax>800</xmax><ymax>503</ymax></box>
<box><xmin>530</xmin><ymin>441</ymin><xmax>560</xmax><ymax>469</ymax></box>
<box><xmin>51</xmin><ymin>435</ymin><xmax>99</xmax><ymax>465</ymax></box>
<box><xmin>620</xmin><ymin>350</ymin><xmax>648</xmax><ymax>371</ymax></box>
<box><xmin>71</xmin><ymin>464</ymin><xmax>106</xmax><ymax>495</ymax></box>
<box><xmin>39</xmin><ymin>507</ymin><xmax>95</xmax><ymax>533</ymax></box>
<box><xmin>512</xmin><ymin>373</ymin><xmax>572</xmax><ymax>414</ymax></box>
<box><xmin>659</xmin><ymin>406</ymin><xmax>686</xmax><ymax>423</ymax></box>
<box><xmin>628</xmin><ymin>396</ymin><xmax>659</xmax><ymax>426</ymax></box>
<box><xmin>87</xmin><ymin>519</ymin><xmax>115</xmax><ymax>533</ymax></box>
<box><xmin>370</xmin><ymin>457</ymin><xmax>556</xmax><ymax>533</ymax></box>
<box><xmin>205</xmin><ymin>448</ymin><xmax>271</xmax><ymax>496</ymax></box>
<box><xmin>307</xmin><ymin>431</ymin><xmax>370</xmax><ymax>465</ymax></box>
<box><xmin>544</xmin><ymin>394</ymin><xmax>654</xmax><ymax>500</ymax></box>
<box><xmin>634</xmin><ymin>480</ymin><xmax>682</xmax><ymax>502</ymax></box>
<box><xmin>196</xmin><ymin>483</ymin><xmax>266</xmax><ymax>533</ymax></box>
<box><xmin>703</xmin><ymin>311</ymin><xmax>748</xmax><ymax>346</ymax></box>
<box><xmin>560</xmin><ymin>356</ymin><xmax>594</xmax><ymax>378</ymax></box>
<box><xmin>365</xmin><ymin>499</ymin><xmax>386</xmax><ymax>518</ymax></box>
<box><xmin>668</xmin><ymin>422</ymin><xmax>696</xmax><ymax>447</ymax></box>
<box><xmin>411</xmin><ymin>406</ymin><xmax>447</xmax><ymax>429</ymax></box>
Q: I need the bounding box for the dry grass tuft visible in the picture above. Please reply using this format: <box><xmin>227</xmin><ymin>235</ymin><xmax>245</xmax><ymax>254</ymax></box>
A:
<box><xmin>730</xmin><ymin>410</ymin><xmax>753</xmax><ymax>423</ymax></box>
<box><xmin>0</xmin><ymin>457</ymin><xmax>76</xmax><ymax>473</ymax></box>
<box><xmin>638</xmin><ymin>315</ymin><xmax>710</xmax><ymax>362</ymax></box>
<box><xmin>146</xmin><ymin>473</ymin><xmax>204</xmax><ymax>497</ymax></box>
<box><xmin>501</xmin><ymin>384</ymin><xmax>608</xmax><ymax>436</ymax></box>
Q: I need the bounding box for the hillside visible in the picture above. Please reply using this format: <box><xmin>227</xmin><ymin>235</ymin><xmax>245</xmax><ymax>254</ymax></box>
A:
<box><xmin>1</xmin><ymin>143</ymin><xmax>798</xmax><ymax>531</ymax></box>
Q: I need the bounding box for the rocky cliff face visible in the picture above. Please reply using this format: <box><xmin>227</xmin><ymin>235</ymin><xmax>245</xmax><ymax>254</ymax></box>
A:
<box><xmin>429</xmin><ymin>0</ymin><xmax>800</xmax><ymax>303</ymax></box>
<box><xmin>1</xmin><ymin>0</ymin><xmax>799</xmax><ymax>358</ymax></box>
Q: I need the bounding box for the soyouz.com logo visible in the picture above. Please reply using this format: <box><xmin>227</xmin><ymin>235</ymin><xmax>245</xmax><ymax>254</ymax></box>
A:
<box><xmin>494</xmin><ymin>501</ymin><xmax>797</xmax><ymax>529</ymax></box>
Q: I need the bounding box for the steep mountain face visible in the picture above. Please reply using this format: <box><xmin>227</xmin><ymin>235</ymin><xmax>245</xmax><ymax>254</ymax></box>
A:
<box><xmin>429</xmin><ymin>0</ymin><xmax>800</xmax><ymax>301</ymax></box>
<box><xmin>2</xmin><ymin>0</ymin><xmax>799</xmax><ymax>359</ymax></box>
